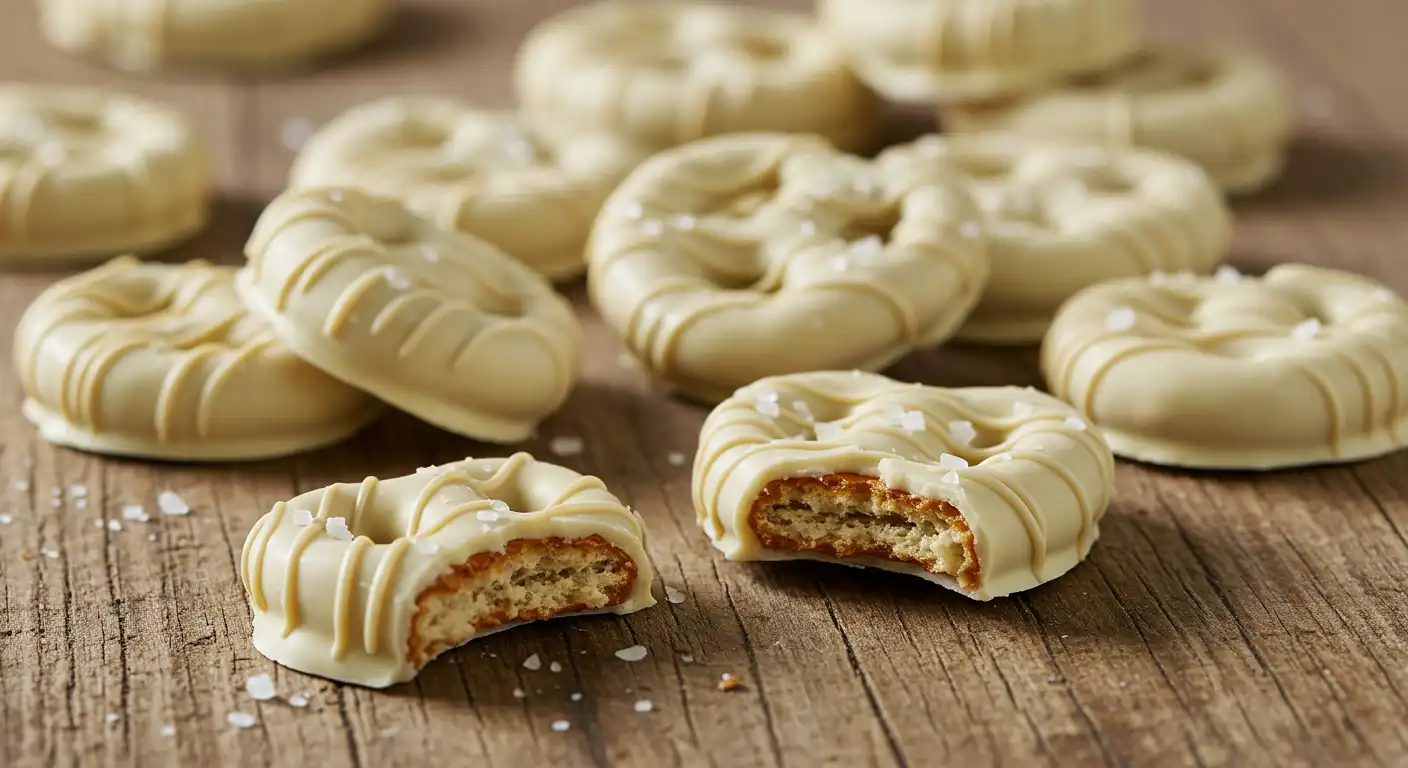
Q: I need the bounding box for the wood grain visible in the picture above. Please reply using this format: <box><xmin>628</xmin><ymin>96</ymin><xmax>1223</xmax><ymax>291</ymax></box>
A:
<box><xmin>2</xmin><ymin>0</ymin><xmax>1406</xmax><ymax>766</ymax></box>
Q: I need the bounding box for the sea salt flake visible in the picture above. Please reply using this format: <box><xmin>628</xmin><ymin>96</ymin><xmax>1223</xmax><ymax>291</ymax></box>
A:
<box><xmin>325</xmin><ymin>517</ymin><xmax>353</xmax><ymax>541</ymax></box>
<box><xmin>948</xmin><ymin>420</ymin><xmax>977</xmax><ymax>446</ymax></box>
<box><xmin>147</xmin><ymin>534</ymin><xmax>157</xmax><ymax>542</ymax></box>
<box><xmin>70</xmin><ymin>484</ymin><xmax>88</xmax><ymax>498</ymax></box>
<box><xmin>1214</xmin><ymin>265</ymin><xmax>1242</xmax><ymax>283</ymax></box>
<box><xmin>512</xmin><ymin>688</ymin><xmax>527</xmax><ymax>699</ymax></box>
<box><xmin>226</xmin><ymin>711</ymin><xmax>257</xmax><ymax>729</ymax></box>
<box><xmin>634</xmin><ymin>700</ymin><xmax>654</xmax><ymax>713</ymax></box>
<box><xmin>792</xmin><ymin>400</ymin><xmax>814</xmax><ymax>423</ymax></box>
<box><xmin>549</xmin><ymin>436</ymin><xmax>584</xmax><ymax>457</ymax></box>
<box><xmin>849</xmin><ymin>234</ymin><xmax>883</xmax><ymax>260</ymax></box>
<box><xmin>640</xmin><ymin>219</ymin><xmax>665</xmax><ymax>236</ymax></box>
<box><xmin>814</xmin><ymin>421</ymin><xmax>845</xmax><ymax>442</ymax></box>
<box><xmin>246</xmin><ymin>674</ymin><xmax>277</xmax><ymax>701</ymax></box>
<box><xmin>106</xmin><ymin>713</ymin><xmax>119</xmax><ymax>724</ymax></box>
<box><xmin>570</xmin><ymin>692</ymin><xmax>583</xmax><ymax>702</ymax></box>
<box><xmin>106</xmin><ymin>519</ymin><xmax>122</xmax><ymax>532</ymax></box>
<box><xmin>755</xmin><ymin>392</ymin><xmax>781</xmax><ymax>418</ymax></box>
<box><xmin>522</xmin><ymin>654</ymin><xmax>542</xmax><ymax>671</ymax></box>
<box><xmin>159</xmin><ymin>724</ymin><xmax>175</xmax><ymax>737</ymax></box>
<box><xmin>549</xmin><ymin>661</ymin><xmax>562</xmax><ymax>673</ymax></box>
<box><xmin>550</xmin><ymin>720</ymin><xmax>571</xmax><ymax>732</ymax></box>
<box><xmin>939</xmin><ymin>453</ymin><xmax>969</xmax><ymax>471</ymax></box>
<box><xmin>288</xmin><ymin>695</ymin><xmax>309</xmax><ymax>708</ymax></box>
<box><xmin>13</xmin><ymin>481</ymin><xmax>29</xmax><ymax>492</ymax></box>
<box><xmin>290</xmin><ymin>509</ymin><xmax>314</xmax><ymax>526</ymax></box>
<box><xmin>614</xmin><ymin>645</ymin><xmax>648</xmax><ymax>662</ymax></box>
<box><xmin>94</xmin><ymin>519</ymin><xmax>105</xmax><ymax>528</ymax></box>
<box><xmin>1064</xmin><ymin>417</ymin><xmax>1088</xmax><ymax>431</ymax></box>
<box><xmin>489</xmin><ymin>500</ymin><xmax>511</xmax><ymax>513</ymax></box>
<box><xmin>1292</xmin><ymin>318</ymin><xmax>1321</xmax><ymax>341</ymax></box>
<box><xmin>665</xmin><ymin>585</ymin><xmax>686</xmax><ymax>604</ymax></box>
<box><xmin>900</xmin><ymin>410</ymin><xmax>926</xmax><ymax>434</ymax></box>
<box><xmin>942</xmin><ymin>471</ymin><xmax>960</xmax><ymax>485</ymax></box>
<box><xmin>40</xmin><ymin>548</ymin><xmax>59</xmax><ymax>559</ymax></box>
<box><xmin>280</xmin><ymin>117</ymin><xmax>315</xmax><ymax>151</ymax></box>
<box><xmin>384</xmin><ymin>269</ymin><xmax>412</xmax><ymax>290</ymax></box>
<box><xmin>414</xmin><ymin>540</ymin><xmax>441</xmax><ymax>556</ymax></box>
<box><xmin>157</xmin><ymin>491</ymin><xmax>190</xmax><ymax>517</ymax></box>
<box><xmin>121</xmin><ymin>505</ymin><xmax>149</xmax><ymax>522</ymax></box>
<box><xmin>681</xmin><ymin>654</ymin><xmax>695</xmax><ymax>664</ymax></box>
<box><xmin>328</xmin><ymin>189</ymin><xmax>344</xmax><ymax>203</ymax></box>
<box><xmin>0</xmin><ymin>514</ymin><xmax>11</xmax><ymax>525</ymax></box>
<box><xmin>76</xmin><ymin>499</ymin><xmax>87</xmax><ymax>510</ymax></box>
<box><xmin>667</xmin><ymin>451</ymin><xmax>687</xmax><ymax>466</ymax></box>
<box><xmin>1105</xmin><ymin>306</ymin><xmax>1136</xmax><ymax>331</ymax></box>
<box><xmin>671</xmin><ymin>213</ymin><xmax>697</xmax><ymax>231</ymax></box>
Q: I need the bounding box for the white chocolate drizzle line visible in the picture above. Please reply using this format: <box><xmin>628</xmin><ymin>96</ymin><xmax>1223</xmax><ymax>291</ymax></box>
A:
<box><xmin>240</xmin><ymin>454</ymin><xmax>641</xmax><ymax>662</ymax></box>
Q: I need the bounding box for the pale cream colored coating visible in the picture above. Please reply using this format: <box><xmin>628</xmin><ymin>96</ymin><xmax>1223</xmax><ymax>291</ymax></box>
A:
<box><xmin>817</xmin><ymin>0</ymin><xmax>1142</xmax><ymax>102</ymax></box>
<box><xmin>241</xmin><ymin>453</ymin><xmax>657</xmax><ymax>688</ymax></box>
<box><xmin>879</xmin><ymin>134</ymin><xmax>1231</xmax><ymax>344</ymax></box>
<box><xmin>240</xmin><ymin>187</ymin><xmax>583</xmax><ymax>444</ymax></box>
<box><xmin>1041</xmin><ymin>265</ymin><xmax>1408</xmax><ymax>469</ymax></box>
<box><xmin>946</xmin><ymin>49</ymin><xmax>1293</xmax><ymax>193</ymax></box>
<box><xmin>0</xmin><ymin>85</ymin><xmax>211</xmax><ymax>262</ymax></box>
<box><xmin>587</xmin><ymin>132</ymin><xmax>990</xmax><ymax>404</ymax></box>
<box><xmin>514</xmin><ymin>0</ymin><xmax>879</xmax><ymax>153</ymax></box>
<box><xmin>39</xmin><ymin>0</ymin><xmax>390</xmax><ymax>72</ymax></box>
<box><xmin>289</xmin><ymin>97</ymin><xmax>647</xmax><ymax>282</ymax></box>
<box><xmin>14</xmin><ymin>257</ymin><xmax>381</xmax><ymax>461</ymax></box>
<box><xmin>693</xmin><ymin>371</ymin><xmax>1114</xmax><ymax>600</ymax></box>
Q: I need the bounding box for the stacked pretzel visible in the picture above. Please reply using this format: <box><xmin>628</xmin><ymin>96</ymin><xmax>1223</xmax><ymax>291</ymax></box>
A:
<box><xmin>5</xmin><ymin>1</ymin><xmax>1406</xmax><ymax>689</ymax></box>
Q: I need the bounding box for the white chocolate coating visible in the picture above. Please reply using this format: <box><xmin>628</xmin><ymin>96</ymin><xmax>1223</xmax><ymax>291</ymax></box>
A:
<box><xmin>587</xmin><ymin>132</ymin><xmax>990</xmax><ymax>404</ymax></box>
<box><xmin>289</xmin><ymin>97</ymin><xmax>647</xmax><ymax>282</ymax></box>
<box><xmin>946</xmin><ymin>49</ymin><xmax>1293</xmax><ymax>194</ymax></box>
<box><xmin>14</xmin><ymin>257</ymin><xmax>381</xmax><ymax>461</ymax></box>
<box><xmin>241</xmin><ymin>454</ymin><xmax>657</xmax><ymax>688</ymax></box>
<box><xmin>39</xmin><ymin>0</ymin><xmax>391</xmax><ymax>72</ymax></box>
<box><xmin>1041</xmin><ymin>265</ymin><xmax>1408</xmax><ymax>469</ymax></box>
<box><xmin>514</xmin><ymin>0</ymin><xmax>879</xmax><ymax>152</ymax></box>
<box><xmin>241</xmin><ymin>187</ymin><xmax>583</xmax><ymax>443</ymax></box>
<box><xmin>878</xmin><ymin>135</ymin><xmax>1231</xmax><ymax>344</ymax></box>
<box><xmin>693</xmin><ymin>371</ymin><xmax>1114</xmax><ymax>600</ymax></box>
<box><xmin>818</xmin><ymin>0</ymin><xmax>1142</xmax><ymax>102</ymax></box>
<box><xmin>0</xmin><ymin>85</ymin><xmax>210</xmax><ymax>262</ymax></box>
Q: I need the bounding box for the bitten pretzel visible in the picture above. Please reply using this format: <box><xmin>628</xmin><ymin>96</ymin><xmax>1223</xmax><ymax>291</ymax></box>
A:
<box><xmin>240</xmin><ymin>453</ymin><xmax>657</xmax><ymax>688</ymax></box>
<box><xmin>240</xmin><ymin>187</ymin><xmax>583</xmax><ymax>443</ymax></box>
<box><xmin>14</xmin><ymin>257</ymin><xmax>381</xmax><ymax>461</ymax></box>
<box><xmin>514</xmin><ymin>0</ymin><xmax>878</xmax><ymax>152</ymax></box>
<box><xmin>587</xmin><ymin>132</ymin><xmax>989</xmax><ymax>403</ymax></box>
<box><xmin>693</xmin><ymin>371</ymin><xmax>1114</xmax><ymax>600</ymax></box>
<box><xmin>289</xmin><ymin>97</ymin><xmax>647</xmax><ymax>282</ymax></box>
<box><xmin>0</xmin><ymin>85</ymin><xmax>210</xmax><ymax>262</ymax></box>
<box><xmin>946</xmin><ymin>49</ymin><xmax>1292</xmax><ymax>193</ymax></box>
<box><xmin>1041</xmin><ymin>265</ymin><xmax>1408</xmax><ymax>469</ymax></box>
<box><xmin>878</xmin><ymin>134</ymin><xmax>1231</xmax><ymax>344</ymax></box>
<box><xmin>817</xmin><ymin>0</ymin><xmax>1142</xmax><ymax>102</ymax></box>
<box><xmin>39</xmin><ymin>0</ymin><xmax>390</xmax><ymax>72</ymax></box>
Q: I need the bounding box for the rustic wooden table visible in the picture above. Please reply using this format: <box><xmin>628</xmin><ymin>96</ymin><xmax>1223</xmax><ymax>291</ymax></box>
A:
<box><xmin>3</xmin><ymin>0</ymin><xmax>1407</xmax><ymax>766</ymax></box>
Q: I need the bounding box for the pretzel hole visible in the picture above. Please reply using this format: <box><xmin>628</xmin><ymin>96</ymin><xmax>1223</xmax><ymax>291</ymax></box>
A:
<box><xmin>408</xmin><ymin>535</ymin><xmax>638</xmax><ymax>666</ymax></box>
<box><xmin>748</xmin><ymin>474</ymin><xmax>980</xmax><ymax>590</ymax></box>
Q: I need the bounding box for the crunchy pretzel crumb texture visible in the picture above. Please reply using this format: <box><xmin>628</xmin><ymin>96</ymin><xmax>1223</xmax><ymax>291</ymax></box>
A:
<box><xmin>749</xmin><ymin>473</ymin><xmax>981</xmax><ymax>590</ymax></box>
<box><xmin>408</xmin><ymin>535</ymin><xmax>637</xmax><ymax>667</ymax></box>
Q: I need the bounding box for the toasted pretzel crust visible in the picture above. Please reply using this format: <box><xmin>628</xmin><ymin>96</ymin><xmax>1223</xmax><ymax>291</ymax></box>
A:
<box><xmin>407</xmin><ymin>535</ymin><xmax>637</xmax><ymax>667</ymax></box>
<box><xmin>241</xmin><ymin>453</ymin><xmax>656</xmax><ymax>688</ymax></box>
<box><xmin>39</xmin><ymin>0</ymin><xmax>390</xmax><ymax>72</ymax></box>
<box><xmin>749</xmin><ymin>474</ymin><xmax>981</xmax><ymax>591</ymax></box>
<box><xmin>693</xmin><ymin>371</ymin><xmax>1114</xmax><ymax>600</ymax></box>
<box><xmin>0</xmin><ymin>85</ymin><xmax>211</xmax><ymax>261</ymax></box>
